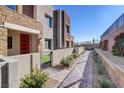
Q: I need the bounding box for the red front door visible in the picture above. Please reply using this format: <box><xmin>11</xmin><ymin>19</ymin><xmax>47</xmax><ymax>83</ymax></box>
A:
<box><xmin>20</xmin><ymin>33</ymin><xmax>30</xmax><ymax>54</ymax></box>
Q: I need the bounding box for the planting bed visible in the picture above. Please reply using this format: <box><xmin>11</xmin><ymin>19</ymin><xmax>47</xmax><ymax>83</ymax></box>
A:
<box><xmin>92</xmin><ymin>50</ymin><xmax>116</xmax><ymax>88</ymax></box>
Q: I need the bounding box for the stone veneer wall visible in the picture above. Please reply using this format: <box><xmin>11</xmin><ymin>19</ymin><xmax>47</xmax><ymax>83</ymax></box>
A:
<box><xmin>0</xmin><ymin>6</ymin><xmax>43</xmax><ymax>54</ymax></box>
<box><xmin>0</xmin><ymin>27</ymin><xmax>7</xmax><ymax>56</ymax></box>
<box><xmin>0</xmin><ymin>6</ymin><xmax>42</xmax><ymax>33</ymax></box>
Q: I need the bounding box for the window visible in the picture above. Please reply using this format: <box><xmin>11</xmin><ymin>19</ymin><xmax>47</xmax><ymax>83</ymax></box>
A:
<box><xmin>45</xmin><ymin>39</ymin><xmax>51</xmax><ymax>49</ymax></box>
<box><xmin>45</xmin><ymin>14</ymin><xmax>52</xmax><ymax>28</ymax></box>
<box><xmin>8</xmin><ymin>36</ymin><xmax>12</xmax><ymax>49</ymax></box>
<box><xmin>66</xmin><ymin>41</ymin><xmax>69</xmax><ymax>48</ymax></box>
<box><xmin>66</xmin><ymin>24</ymin><xmax>69</xmax><ymax>33</ymax></box>
<box><xmin>5</xmin><ymin>5</ymin><xmax>16</xmax><ymax>11</ymax></box>
<box><xmin>71</xmin><ymin>41</ymin><xmax>73</xmax><ymax>47</ymax></box>
<box><xmin>23</xmin><ymin>5</ymin><xmax>34</xmax><ymax>18</ymax></box>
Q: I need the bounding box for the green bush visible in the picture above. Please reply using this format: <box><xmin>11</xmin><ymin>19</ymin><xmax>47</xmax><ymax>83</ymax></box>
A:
<box><xmin>99</xmin><ymin>78</ymin><xmax>112</xmax><ymax>88</ymax></box>
<box><xmin>96</xmin><ymin>62</ymin><xmax>103</xmax><ymax>75</ymax></box>
<box><xmin>112</xmin><ymin>49</ymin><xmax>121</xmax><ymax>56</ymax></box>
<box><xmin>20</xmin><ymin>67</ymin><xmax>48</xmax><ymax>88</ymax></box>
<box><xmin>71</xmin><ymin>53</ymin><xmax>79</xmax><ymax>59</ymax></box>
<box><xmin>60</xmin><ymin>56</ymin><xmax>74</xmax><ymax>67</ymax></box>
<box><xmin>60</xmin><ymin>58</ymin><xmax>66</xmax><ymax>65</ymax></box>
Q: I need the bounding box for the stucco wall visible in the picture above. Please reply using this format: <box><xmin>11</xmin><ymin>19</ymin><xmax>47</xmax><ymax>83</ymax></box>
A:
<box><xmin>0</xmin><ymin>27</ymin><xmax>7</xmax><ymax>56</ymax></box>
<box><xmin>9</xmin><ymin>53</ymin><xmax>40</xmax><ymax>83</ymax></box>
<box><xmin>9</xmin><ymin>54</ymin><xmax>31</xmax><ymax>80</ymax></box>
<box><xmin>101</xmin><ymin>25</ymin><xmax>124</xmax><ymax>51</ymax></box>
<box><xmin>96</xmin><ymin>49</ymin><xmax>124</xmax><ymax>87</ymax></box>
<box><xmin>0</xmin><ymin>55</ymin><xmax>18</xmax><ymax>88</ymax></box>
<box><xmin>77</xmin><ymin>47</ymin><xmax>85</xmax><ymax>55</ymax></box>
<box><xmin>30</xmin><ymin>34</ymin><xmax>38</xmax><ymax>53</ymax></box>
<box><xmin>0</xmin><ymin>62</ymin><xmax>7</xmax><ymax>87</ymax></box>
<box><xmin>8</xmin><ymin>30</ymin><xmax>20</xmax><ymax>56</ymax></box>
<box><xmin>52</xmin><ymin>48</ymin><xmax>74</xmax><ymax>66</ymax></box>
<box><xmin>8</xmin><ymin>30</ymin><xmax>38</xmax><ymax>56</ymax></box>
<box><xmin>32</xmin><ymin>53</ymin><xmax>40</xmax><ymax>69</ymax></box>
<box><xmin>0</xmin><ymin>53</ymin><xmax>40</xmax><ymax>87</ymax></box>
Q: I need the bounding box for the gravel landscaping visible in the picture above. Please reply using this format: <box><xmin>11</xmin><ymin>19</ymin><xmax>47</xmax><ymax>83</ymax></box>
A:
<box><xmin>92</xmin><ymin>50</ymin><xmax>116</xmax><ymax>88</ymax></box>
<box><xmin>45</xmin><ymin>77</ymin><xmax>59</xmax><ymax>88</ymax></box>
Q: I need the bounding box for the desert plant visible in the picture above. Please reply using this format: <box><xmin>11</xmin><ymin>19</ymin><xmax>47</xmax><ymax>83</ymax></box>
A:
<box><xmin>112</xmin><ymin>49</ymin><xmax>121</xmax><ymax>56</ymax></box>
<box><xmin>60</xmin><ymin>56</ymin><xmax>73</xmax><ymax>67</ymax></box>
<box><xmin>60</xmin><ymin>57</ymin><xmax>66</xmax><ymax>65</ymax></box>
<box><xmin>96</xmin><ymin>62</ymin><xmax>103</xmax><ymax>75</ymax></box>
<box><xmin>20</xmin><ymin>67</ymin><xmax>48</xmax><ymax>88</ymax></box>
<box><xmin>68</xmin><ymin>55</ymin><xmax>74</xmax><ymax>61</ymax></box>
<box><xmin>71</xmin><ymin>53</ymin><xmax>79</xmax><ymax>59</ymax></box>
<box><xmin>99</xmin><ymin>78</ymin><xmax>112</xmax><ymax>88</ymax></box>
<box><xmin>93</xmin><ymin>50</ymin><xmax>104</xmax><ymax>75</ymax></box>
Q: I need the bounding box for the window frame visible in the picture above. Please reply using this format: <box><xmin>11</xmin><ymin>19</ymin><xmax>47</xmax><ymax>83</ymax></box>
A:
<box><xmin>5</xmin><ymin>5</ymin><xmax>17</xmax><ymax>11</ymax></box>
<box><xmin>66</xmin><ymin>24</ymin><xmax>70</xmax><ymax>33</ymax></box>
<box><xmin>45</xmin><ymin>14</ymin><xmax>52</xmax><ymax>28</ymax></box>
<box><xmin>45</xmin><ymin>39</ymin><xmax>51</xmax><ymax>49</ymax></box>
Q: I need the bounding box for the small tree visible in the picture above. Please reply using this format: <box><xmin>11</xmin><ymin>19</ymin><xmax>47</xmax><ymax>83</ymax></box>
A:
<box><xmin>20</xmin><ymin>67</ymin><xmax>48</xmax><ymax>88</ymax></box>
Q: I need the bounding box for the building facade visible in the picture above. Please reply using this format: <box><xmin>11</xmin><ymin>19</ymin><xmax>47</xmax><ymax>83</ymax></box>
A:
<box><xmin>0</xmin><ymin>5</ymin><xmax>42</xmax><ymax>56</ymax></box>
<box><xmin>53</xmin><ymin>10</ymin><xmax>74</xmax><ymax>50</ymax></box>
<box><xmin>100</xmin><ymin>13</ymin><xmax>124</xmax><ymax>51</ymax></box>
<box><xmin>36</xmin><ymin>6</ymin><xmax>53</xmax><ymax>51</ymax></box>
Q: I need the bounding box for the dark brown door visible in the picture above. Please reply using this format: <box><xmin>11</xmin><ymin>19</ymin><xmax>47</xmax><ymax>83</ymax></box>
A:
<box><xmin>104</xmin><ymin>40</ymin><xmax>108</xmax><ymax>50</ymax></box>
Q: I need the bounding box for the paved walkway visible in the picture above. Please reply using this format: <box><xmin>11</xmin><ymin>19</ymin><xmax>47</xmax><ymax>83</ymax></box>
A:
<box><xmin>80</xmin><ymin>51</ymin><xmax>93</xmax><ymax>88</ymax></box>
<box><xmin>43</xmin><ymin>51</ymin><xmax>91</xmax><ymax>87</ymax></box>
<box><xmin>58</xmin><ymin>51</ymin><xmax>92</xmax><ymax>88</ymax></box>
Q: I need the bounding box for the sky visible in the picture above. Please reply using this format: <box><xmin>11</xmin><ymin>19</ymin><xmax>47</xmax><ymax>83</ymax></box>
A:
<box><xmin>54</xmin><ymin>5</ymin><xmax>124</xmax><ymax>42</ymax></box>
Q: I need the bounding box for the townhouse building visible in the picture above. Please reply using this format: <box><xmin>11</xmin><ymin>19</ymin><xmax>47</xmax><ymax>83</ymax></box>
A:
<box><xmin>0</xmin><ymin>5</ymin><xmax>43</xmax><ymax>87</ymax></box>
<box><xmin>53</xmin><ymin>10</ymin><xmax>74</xmax><ymax>49</ymax></box>
<box><xmin>100</xmin><ymin>13</ymin><xmax>124</xmax><ymax>51</ymax></box>
<box><xmin>0</xmin><ymin>5</ymin><xmax>42</xmax><ymax>56</ymax></box>
<box><xmin>36</xmin><ymin>6</ymin><xmax>53</xmax><ymax>51</ymax></box>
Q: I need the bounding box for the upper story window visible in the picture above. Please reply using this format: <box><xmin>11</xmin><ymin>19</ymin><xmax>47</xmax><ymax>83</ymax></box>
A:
<box><xmin>5</xmin><ymin>5</ymin><xmax>16</xmax><ymax>11</ymax></box>
<box><xmin>66</xmin><ymin>24</ymin><xmax>70</xmax><ymax>33</ymax></box>
<box><xmin>45</xmin><ymin>14</ymin><xmax>52</xmax><ymax>28</ymax></box>
<box><xmin>23</xmin><ymin>5</ymin><xmax>34</xmax><ymax>18</ymax></box>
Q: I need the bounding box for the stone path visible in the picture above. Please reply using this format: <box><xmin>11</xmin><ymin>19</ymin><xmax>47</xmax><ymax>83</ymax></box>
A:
<box><xmin>58</xmin><ymin>51</ymin><xmax>91</xmax><ymax>88</ymax></box>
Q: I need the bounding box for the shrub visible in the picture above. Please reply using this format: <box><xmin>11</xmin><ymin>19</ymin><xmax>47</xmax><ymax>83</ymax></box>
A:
<box><xmin>99</xmin><ymin>78</ymin><xmax>112</xmax><ymax>88</ymax></box>
<box><xmin>112</xmin><ymin>49</ymin><xmax>121</xmax><ymax>56</ymax></box>
<box><xmin>68</xmin><ymin>55</ymin><xmax>74</xmax><ymax>61</ymax></box>
<box><xmin>96</xmin><ymin>62</ymin><xmax>103</xmax><ymax>75</ymax></box>
<box><xmin>60</xmin><ymin>56</ymin><xmax>73</xmax><ymax>67</ymax></box>
<box><xmin>20</xmin><ymin>67</ymin><xmax>48</xmax><ymax>88</ymax></box>
<box><xmin>71</xmin><ymin>53</ymin><xmax>79</xmax><ymax>59</ymax></box>
<box><xmin>60</xmin><ymin>58</ymin><xmax>66</xmax><ymax>65</ymax></box>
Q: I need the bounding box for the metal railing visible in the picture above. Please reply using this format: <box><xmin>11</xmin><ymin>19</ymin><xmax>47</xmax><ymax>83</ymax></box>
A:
<box><xmin>102</xmin><ymin>13</ymin><xmax>124</xmax><ymax>37</ymax></box>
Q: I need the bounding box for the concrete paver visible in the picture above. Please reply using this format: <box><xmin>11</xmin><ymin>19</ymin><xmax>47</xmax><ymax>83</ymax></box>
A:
<box><xmin>58</xmin><ymin>51</ymin><xmax>91</xmax><ymax>88</ymax></box>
